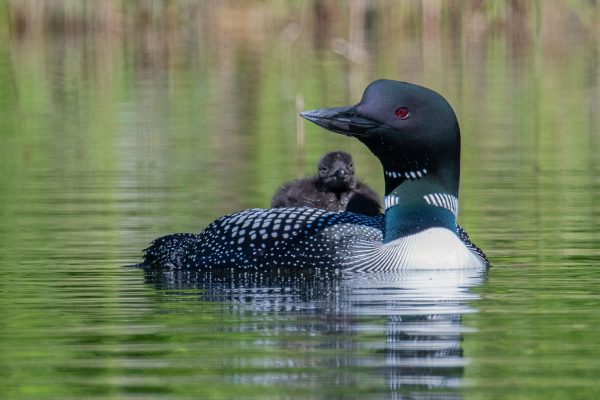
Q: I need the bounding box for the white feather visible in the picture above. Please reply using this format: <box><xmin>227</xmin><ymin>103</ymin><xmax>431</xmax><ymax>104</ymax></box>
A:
<box><xmin>343</xmin><ymin>228</ymin><xmax>487</xmax><ymax>271</ymax></box>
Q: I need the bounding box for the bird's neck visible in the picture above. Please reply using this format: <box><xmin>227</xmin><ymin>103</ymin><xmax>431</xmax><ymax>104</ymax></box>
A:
<box><xmin>381</xmin><ymin>170</ymin><xmax>459</xmax><ymax>243</ymax></box>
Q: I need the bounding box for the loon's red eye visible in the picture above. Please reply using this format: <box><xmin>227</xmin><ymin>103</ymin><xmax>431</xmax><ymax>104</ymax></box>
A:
<box><xmin>394</xmin><ymin>107</ymin><xmax>410</xmax><ymax>119</ymax></box>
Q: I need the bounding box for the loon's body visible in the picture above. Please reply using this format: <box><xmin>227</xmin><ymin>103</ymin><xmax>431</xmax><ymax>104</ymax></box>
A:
<box><xmin>141</xmin><ymin>80</ymin><xmax>489</xmax><ymax>271</ymax></box>
<box><xmin>272</xmin><ymin>151</ymin><xmax>381</xmax><ymax>216</ymax></box>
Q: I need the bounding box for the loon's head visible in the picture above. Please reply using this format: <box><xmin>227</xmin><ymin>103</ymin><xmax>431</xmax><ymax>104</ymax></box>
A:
<box><xmin>317</xmin><ymin>151</ymin><xmax>356</xmax><ymax>191</ymax></box>
<box><xmin>301</xmin><ymin>80</ymin><xmax>460</xmax><ymax>196</ymax></box>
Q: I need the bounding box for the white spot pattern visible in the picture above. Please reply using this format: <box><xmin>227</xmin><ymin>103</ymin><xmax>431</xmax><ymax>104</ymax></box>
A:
<box><xmin>143</xmin><ymin>204</ymin><xmax>487</xmax><ymax>271</ymax></box>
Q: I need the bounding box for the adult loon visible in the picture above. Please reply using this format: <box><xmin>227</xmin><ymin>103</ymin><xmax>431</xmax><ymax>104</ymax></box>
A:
<box><xmin>141</xmin><ymin>80</ymin><xmax>489</xmax><ymax>271</ymax></box>
<box><xmin>271</xmin><ymin>151</ymin><xmax>381</xmax><ymax>216</ymax></box>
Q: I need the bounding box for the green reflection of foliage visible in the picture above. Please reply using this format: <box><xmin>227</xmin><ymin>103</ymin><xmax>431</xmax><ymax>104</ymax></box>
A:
<box><xmin>1</xmin><ymin>0</ymin><xmax>600</xmax><ymax>399</ymax></box>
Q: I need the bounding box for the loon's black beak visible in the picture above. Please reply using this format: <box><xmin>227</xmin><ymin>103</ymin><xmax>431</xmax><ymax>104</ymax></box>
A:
<box><xmin>300</xmin><ymin>106</ymin><xmax>381</xmax><ymax>137</ymax></box>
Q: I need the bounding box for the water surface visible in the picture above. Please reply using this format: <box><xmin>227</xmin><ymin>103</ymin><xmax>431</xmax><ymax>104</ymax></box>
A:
<box><xmin>1</xmin><ymin>1</ymin><xmax>600</xmax><ymax>399</ymax></box>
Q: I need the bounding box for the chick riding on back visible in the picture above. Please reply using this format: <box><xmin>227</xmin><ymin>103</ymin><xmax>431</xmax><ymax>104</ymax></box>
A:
<box><xmin>271</xmin><ymin>151</ymin><xmax>381</xmax><ymax>216</ymax></box>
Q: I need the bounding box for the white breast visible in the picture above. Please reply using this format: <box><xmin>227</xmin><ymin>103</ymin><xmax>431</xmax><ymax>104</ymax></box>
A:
<box><xmin>342</xmin><ymin>227</ymin><xmax>488</xmax><ymax>272</ymax></box>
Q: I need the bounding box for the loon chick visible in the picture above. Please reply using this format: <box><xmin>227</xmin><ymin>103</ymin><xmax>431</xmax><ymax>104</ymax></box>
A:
<box><xmin>141</xmin><ymin>80</ymin><xmax>488</xmax><ymax>271</ymax></box>
<box><xmin>271</xmin><ymin>151</ymin><xmax>381</xmax><ymax>216</ymax></box>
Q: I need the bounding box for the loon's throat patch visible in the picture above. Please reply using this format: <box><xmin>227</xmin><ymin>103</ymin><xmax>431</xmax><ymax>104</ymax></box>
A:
<box><xmin>384</xmin><ymin>168</ymin><xmax>428</xmax><ymax>180</ymax></box>
<box><xmin>383</xmin><ymin>195</ymin><xmax>400</xmax><ymax>209</ymax></box>
<box><xmin>423</xmin><ymin>193</ymin><xmax>458</xmax><ymax>216</ymax></box>
<box><xmin>383</xmin><ymin>192</ymin><xmax>459</xmax><ymax>216</ymax></box>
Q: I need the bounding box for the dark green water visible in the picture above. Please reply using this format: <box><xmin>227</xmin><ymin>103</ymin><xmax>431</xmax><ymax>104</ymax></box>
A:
<box><xmin>1</xmin><ymin>1</ymin><xmax>600</xmax><ymax>399</ymax></box>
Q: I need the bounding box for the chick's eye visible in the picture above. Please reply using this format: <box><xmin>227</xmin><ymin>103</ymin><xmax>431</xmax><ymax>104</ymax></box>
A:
<box><xmin>394</xmin><ymin>107</ymin><xmax>410</xmax><ymax>119</ymax></box>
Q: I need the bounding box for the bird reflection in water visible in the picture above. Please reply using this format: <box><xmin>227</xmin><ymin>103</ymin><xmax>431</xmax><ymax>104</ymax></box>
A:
<box><xmin>144</xmin><ymin>267</ymin><xmax>485</xmax><ymax>398</ymax></box>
